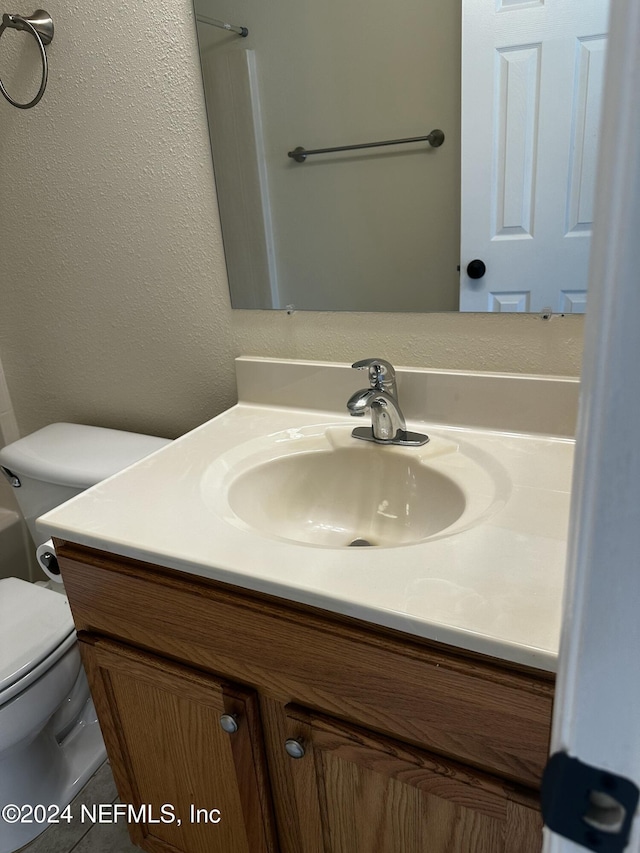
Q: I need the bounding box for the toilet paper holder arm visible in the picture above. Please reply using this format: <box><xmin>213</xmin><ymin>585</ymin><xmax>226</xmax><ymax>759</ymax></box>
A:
<box><xmin>40</xmin><ymin>547</ymin><xmax>60</xmax><ymax>575</ymax></box>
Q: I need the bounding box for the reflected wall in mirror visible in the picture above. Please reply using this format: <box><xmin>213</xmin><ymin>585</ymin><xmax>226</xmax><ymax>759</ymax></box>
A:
<box><xmin>193</xmin><ymin>0</ymin><xmax>610</xmax><ymax>313</ymax></box>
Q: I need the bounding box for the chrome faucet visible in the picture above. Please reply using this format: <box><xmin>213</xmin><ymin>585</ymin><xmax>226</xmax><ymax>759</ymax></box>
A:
<box><xmin>347</xmin><ymin>358</ymin><xmax>429</xmax><ymax>446</ymax></box>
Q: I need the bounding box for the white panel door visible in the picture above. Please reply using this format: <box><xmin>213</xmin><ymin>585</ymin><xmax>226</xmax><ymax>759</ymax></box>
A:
<box><xmin>544</xmin><ymin>0</ymin><xmax>640</xmax><ymax>848</ymax></box>
<box><xmin>460</xmin><ymin>0</ymin><xmax>609</xmax><ymax>312</ymax></box>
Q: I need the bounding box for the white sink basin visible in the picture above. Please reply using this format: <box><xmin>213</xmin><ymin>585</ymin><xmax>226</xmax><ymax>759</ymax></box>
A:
<box><xmin>36</xmin><ymin>359</ymin><xmax>575</xmax><ymax>670</ymax></box>
<box><xmin>203</xmin><ymin>426</ymin><xmax>509</xmax><ymax>548</ymax></box>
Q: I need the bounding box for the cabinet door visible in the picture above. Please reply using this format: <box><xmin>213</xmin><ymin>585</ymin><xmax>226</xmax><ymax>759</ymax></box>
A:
<box><xmin>283</xmin><ymin>707</ymin><xmax>542</xmax><ymax>853</ymax></box>
<box><xmin>79</xmin><ymin>637</ymin><xmax>278</xmax><ymax>853</ymax></box>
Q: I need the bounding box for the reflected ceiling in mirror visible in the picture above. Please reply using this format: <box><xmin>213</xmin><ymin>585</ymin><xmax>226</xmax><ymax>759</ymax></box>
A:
<box><xmin>193</xmin><ymin>0</ymin><xmax>609</xmax><ymax>313</ymax></box>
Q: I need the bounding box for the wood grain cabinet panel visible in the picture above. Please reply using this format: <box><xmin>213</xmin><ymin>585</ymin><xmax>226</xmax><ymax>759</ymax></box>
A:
<box><xmin>56</xmin><ymin>543</ymin><xmax>552</xmax><ymax>853</ymax></box>
<box><xmin>58</xmin><ymin>543</ymin><xmax>553</xmax><ymax>788</ymax></box>
<box><xmin>79</xmin><ymin>637</ymin><xmax>278</xmax><ymax>853</ymax></box>
<box><xmin>283</xmin><ymin>707</ymin><xmax>543</xmax><ymax>853</ymax></box>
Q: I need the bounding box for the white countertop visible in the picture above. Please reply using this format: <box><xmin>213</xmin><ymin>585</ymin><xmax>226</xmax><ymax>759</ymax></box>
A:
<box><xmin>38</xmin><ymin>360</ymin><xmax>575</xmax><ymax>673</ymax></box>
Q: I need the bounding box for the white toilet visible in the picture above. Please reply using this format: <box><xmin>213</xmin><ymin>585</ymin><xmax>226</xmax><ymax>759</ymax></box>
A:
<box><xmin>0</xmin><ymin>423</ymin><xmax>170</xmax><ymax>853</ymax></box>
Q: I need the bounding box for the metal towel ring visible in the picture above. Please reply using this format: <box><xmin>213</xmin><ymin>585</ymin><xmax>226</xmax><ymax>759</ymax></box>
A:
<box><xmin>0</xmin><ymin>9</ymin><xmax>54</xmax><ymax>109</ymax></box>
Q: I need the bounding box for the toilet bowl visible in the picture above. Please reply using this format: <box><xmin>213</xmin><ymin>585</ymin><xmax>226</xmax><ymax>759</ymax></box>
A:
<box><xmin>0</xmin><ymin>424</ymin><xmax>171</xmax><ymax>853</ymax></box>
<box><xmin>0</xmin><ymin>578</ymin><xmax>105</xmax><ymax>853</ymax></box>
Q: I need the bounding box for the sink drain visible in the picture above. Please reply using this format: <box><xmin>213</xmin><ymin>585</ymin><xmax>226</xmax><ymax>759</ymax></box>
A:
<box><xmin>348</xmin><ymin>538</ymin><xmax>375</xmax><ymax>547</ymax></box>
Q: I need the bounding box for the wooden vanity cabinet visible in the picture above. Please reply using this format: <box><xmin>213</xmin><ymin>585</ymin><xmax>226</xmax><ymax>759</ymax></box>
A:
<box><xmin>57</xmin><ymin>541</ymin><xmax>554</xmax><ymax>853</ymax></box>
<box><xmin>79</xmin><ymin>636</ymin><xmax>278</xmax><ymax>853</ymax></box>
<box><xmin>282</xmin><ymin>707</ymin><xmax>542</xmax><ymax>853</ymax></box>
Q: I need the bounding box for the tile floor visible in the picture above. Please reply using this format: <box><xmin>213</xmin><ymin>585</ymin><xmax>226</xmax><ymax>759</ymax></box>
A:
<box><xmin>19</xmin><ymin>763</ymin><xmax>139</xmax><ymax>853</ymax></box>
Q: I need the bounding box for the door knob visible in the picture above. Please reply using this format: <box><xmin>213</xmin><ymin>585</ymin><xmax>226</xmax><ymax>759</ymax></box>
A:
<box><xmin>467</xmin><ymin>259</ymin><xmax>486</xmax><ymax>279</ymax></box>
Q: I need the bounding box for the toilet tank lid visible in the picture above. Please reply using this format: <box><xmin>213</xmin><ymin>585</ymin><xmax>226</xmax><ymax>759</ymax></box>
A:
<box><xmin>0</xmin><ymin>423</ymin><xmax>171</xmax><ymax>489</ymax></box>
<box><xmin>0</xmin><ymin>578</ymin><xmax>74</xmax><ymax>695</ymax></box>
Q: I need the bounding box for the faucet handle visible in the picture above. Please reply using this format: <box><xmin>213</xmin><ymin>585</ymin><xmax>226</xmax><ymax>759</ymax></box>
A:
<box><xmin>352</xmin><ymin>358</ymin><xmax>398</xmax><ymax>396</ymax></box>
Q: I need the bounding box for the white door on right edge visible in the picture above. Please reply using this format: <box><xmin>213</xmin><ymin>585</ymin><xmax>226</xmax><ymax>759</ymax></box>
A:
<box><xmin>460</xmin><ymin>0</ymin><xmax>610</xmax><ymax>313</ymax></box>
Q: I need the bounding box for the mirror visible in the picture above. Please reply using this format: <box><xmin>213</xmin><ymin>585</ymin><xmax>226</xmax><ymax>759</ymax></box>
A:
<box><xmin>193</xmin><ymin>0</ymin><xmax>609</xmax><ymax>313</ymax></box>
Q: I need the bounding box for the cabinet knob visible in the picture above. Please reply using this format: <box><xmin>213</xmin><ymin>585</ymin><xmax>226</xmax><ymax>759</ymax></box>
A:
<box><xmin>219</xmin><ymin>714</ymin><xmax>239</xmax><ymax>734</ymax></box>
<box><xmin>285</xmin><ymin>738</ymin><xmax>306</xmax><ymax>759</ymax></box>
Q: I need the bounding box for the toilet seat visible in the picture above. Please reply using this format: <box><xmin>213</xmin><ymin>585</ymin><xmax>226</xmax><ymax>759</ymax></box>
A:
<box><xmin>0</xmin><ymin>578</ymin><xmax>75</xmax><ymax>706</ymax></box>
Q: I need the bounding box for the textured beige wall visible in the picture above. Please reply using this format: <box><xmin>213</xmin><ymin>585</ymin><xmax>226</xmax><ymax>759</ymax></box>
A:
<box><xmin>0</xmin><ymin>0</ymin><xmax>584</xmax><ymax>441</ymax></box>
<box><xmin>0</xmin><ymin>354</ymin><xmax>19</xmax><ymax>448</ymax></box>
<box><xmin>0</xmin><ymin>353</ymin><xmax>21</xmax><ymax>513</ymax></box>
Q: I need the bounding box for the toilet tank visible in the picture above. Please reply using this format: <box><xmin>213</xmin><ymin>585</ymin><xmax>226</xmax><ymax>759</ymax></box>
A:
<box><xmin>0</xmin><ymin>423</ymin><xmax>171</xmax><ymax>547</ymax></box>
